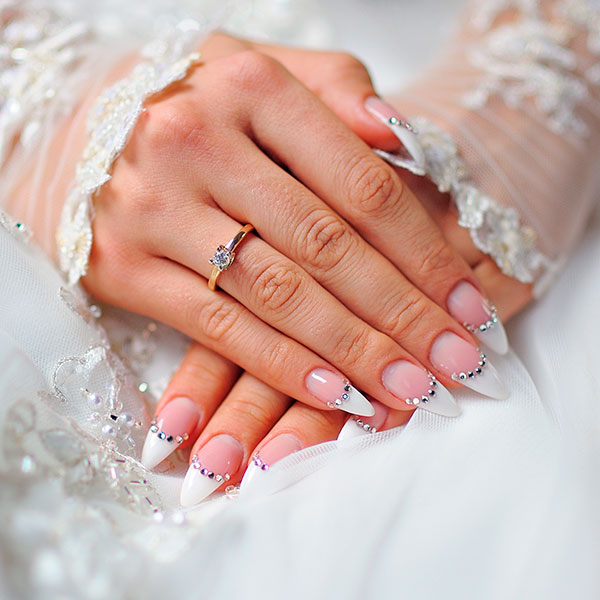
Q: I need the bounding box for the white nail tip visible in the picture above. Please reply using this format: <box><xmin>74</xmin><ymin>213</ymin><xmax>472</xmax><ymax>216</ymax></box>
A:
<box><xmin>337</xmin><ymin>418</ymin><xmax>369</xmax><ymax>441</ymax></box>
<box><xmin>240</xmin><ymin>462</ymin><xmax>260</xmax><ymax>489</ymax></box>
<box><xmin>180</xmin><ymin>466</ymin><xmax>221</xmax><ymax>507</ymax></box>
<box><xmin>141</xmin><ymin>430</ymin><xmax>176</xmax><ymax>470</ymax></box>
<box><xmin>475</xmin><ymin>322</ymin><xmax>509</xmax><ymax>355</ymax></box>
<box><xmin>340</xmin><ymin>388</ymin><xmax>375</xmax><ymax>417</ymax></box>
<box><xmin>419</xmin><ymin>383</ymin><xmax>461</xmax><ymax>417</ymax></box>
<box><xmin>457</xmin><ymin>361</ymin><xmax>509</xmax><ymax>400</ymax></box>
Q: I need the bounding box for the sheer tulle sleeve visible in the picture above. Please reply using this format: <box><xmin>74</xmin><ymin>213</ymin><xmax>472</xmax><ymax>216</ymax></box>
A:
<box><xmin>388</xmin><ymin>0</ymin><xmax>600</xmax><ymax>295</ymax></box>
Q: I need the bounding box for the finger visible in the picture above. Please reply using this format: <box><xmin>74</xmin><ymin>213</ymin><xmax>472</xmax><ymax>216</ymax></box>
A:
<box><xmin>140</xmin><ymin>342</ymin><xmax>241</xmax><ymax>469</ymax></box>
<box><xmin>249</xmin><ymin>42</ymin><xmax>401</xmax><ymax>151</ymax></box>
<box><xmin>108</xmin><ymin>255</ymin><xmax>379</xmax><ymax>415</ymax></box>
<box><xmin>474</xmin><ymin>257</ymin><xmax>533</xmax><ymax>322</ymax></box>
<box><xmin>180</xmin><ymin>372</ymin><xmax>292</xmax><ymax>506</ymax></box>
<box><xmin>155</xmin><ymin>202</ymin><xmax>465</xmax><ymax>415</ymax></box>
<box><xmin>232</xmin><ymin>59</ymin><xmax>509</xmax><ymax>359</ymax></box>
<box><xmin>242</xmin><ymin>400</ymin><xmax>347</xmax><ymax>488</ymax></box>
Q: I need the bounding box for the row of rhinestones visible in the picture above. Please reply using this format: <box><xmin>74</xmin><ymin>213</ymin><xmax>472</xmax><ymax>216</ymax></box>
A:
<box><xmin>190</xmin><ymin>455</ymin><xmax>231</xmax><ymax>483</ymax></box>
<box><xmin>453</xmin><ymin>352</ymin><xmax>487</xmax><ymax>382</ymax></box>
<box><xmin>327</xmin><ymin>381</ymin><xmax>352</xmax><ymax>409</ymax></box>
<box><xmin>464</xmin><ymin>305</ymin><xmax>499</xmax><ymax>334</ymax></box>
<box><xmin>404</xmin><ymin>374</ymin><xmax>438</xmax><ymax>406</ymax></box>
<box><xmin>149</xmin><ymin>420</ymin><xmax>188</xmax><ymax>445</ymax></box>
<box><xmin>252</xmin><ymin>456</ymin><xmax>269</xmax><ymax>471</ymax></box>
<box><xmin>352</xmin><ymin>417</ymin><xmax>377</xmax><ymax>433</ymax></box>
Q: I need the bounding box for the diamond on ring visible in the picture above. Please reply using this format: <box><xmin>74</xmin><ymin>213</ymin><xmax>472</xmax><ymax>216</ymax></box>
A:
<box><xmin>210</xmin><ymin>246</ymin><xmax>234</xmax><ymax>271</ymax></box>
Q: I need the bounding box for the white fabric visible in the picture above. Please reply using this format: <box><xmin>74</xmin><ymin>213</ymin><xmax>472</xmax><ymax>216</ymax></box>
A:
<box><xmin>1</xmin><ymin>1</ymin><xmax>599</xmax><ymax>599</ymax></box>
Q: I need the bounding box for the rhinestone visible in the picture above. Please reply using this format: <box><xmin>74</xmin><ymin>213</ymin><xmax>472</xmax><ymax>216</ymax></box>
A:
<box><xmin>479</xmin><ymin>324</ymin><xmax>487</xmax><ymax>332</ymax></box>
<box><xmin>225</xmin><ymin>474</ymin><xmax>231</xmax><ymax>481</ymax></box>
<box><xmin>261</xmin><ymin>464</ymin><xmax>269</xmax><ymax>471</ymax></box>
<box><xmin>344</xmin><ymin>384</ymin><xmax>351</xmax><ymax>392</ymax></box>
<box><xmin>363</xmin><ymin>423</ymin><xmax>370</xmax><ymax>431</ymax></box>
<box><xmin>475</xmin><ymin>367</ymin><xmax>482</xmax><ymax>374</ymax></box>
<box><xmin>468</xmin><ymin>371</ymin><xmax>475</xmax><ymax>378</ymax></box>
<box><xmin>389</xmin><ymin>116</ymin><xmax>399</xmax><ymax>125</ymax></box>
<box><xmin>176</xmin><ymin>436</ymin><xmax>184</xmax><ymax>444</ymax></box>
<box><xmin>341</xmin><ymin>393</ymin><xmax>349</xmax><ymax>400</ymax></box>
<box><xmin>150</xmin><ymin>424</ymin><xmax>158</xmax><ymax>432</ymax></box>
<box><xmin>334</xmin><ymin>399</ymin><xmax>343</xmax><ymax>407</ymax></box>
<box><xmin>428</xmin><ymin>389</ymin><xmax>436</xmax><ymax>396</ymax></box>
<box><xmin>166</xmin><ymin>435</ymin><xmax>174</xmax><ymax>442</ymax></box>
<box><xmin>413</xmin><ymin>397</ymin><xmax>420</xmax><ymax>405</ymax></box>
<box><xmin>478</xmin><ymin>361</ymin><xmax>485</xmax><ymax>367</ymax></box>
<box><xmin>371</xmin><ymin>427</ymin><xmax>377</xmax><ymax>433</ymax></box>
<box><xmin>200</xmin><ymin>468</ymin><xmax>208</xmax><ymax>475</ymax></box>
<box><xmin>183</xmin><ymin>433</ymin><xmax>189</xmax><ymax>441</ymax></box>
<box><xmin>207</xmin><ymin>472</ymin><xmax>215</xmax><ymax>479</ymax></box>
<box><xmin>158</xmin><ymin>432</ymin><xmax>166</xmax><ymax>440</ymax></box>
<box><xmin>421</xmin><ymin>395</ymin><xmax>428</xmax><ymax>403</ymax></box>
<box><xmin>459</xmin><ymin>372</ymin><xmax>467</xmax><ymax>380</ymax></box>
<box><xmin>430</xmin><ymin>380</ymin><xmax>437</xmax><ymax>387</ymax></box>
<box><xmin>215</xmin><ymin>474</ymin><xmax>224</xmax><ymax>483</ymax></box>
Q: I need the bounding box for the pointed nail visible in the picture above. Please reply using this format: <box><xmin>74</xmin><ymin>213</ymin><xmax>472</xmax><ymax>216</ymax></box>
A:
<box><xmin>180</xmin><ymin>434</ymin><xmax>243</xmax><ymax>507</ymax></box>
<box><xmin>306</xmin><ymin>368</ymin><xmax>374</xmax><ymax>417</ymax></box>
<box><xmin>430</xmin><ymin>332</ymin><xmax>509</xmax><ymax>400</ymax></box>
<box><xmin>141</xmin><ymin>397</ymin><xmax>200</xmax><ymax>469</ymax></box>
<box><xmin>447</xmin><ymin>281</ymin><xmax>508</xmax><ymax>354</ymax></box>
<box><xmin>338</xmin><ymin>400</ymin><xmax>389</xmax><ymax>440</ymax></box>
<box><xmin>242</xmin><ymin>433</ymin><xmax>303</xmax><ymax>488</ymax></box>
<box><xmin>365</xmin><ymin>96</ymin><xmax>426</xmax><ymax>175</ymax></box>
<box><xmin>381</xmin><ymin>360</ymin><xmax>460</xmax><ymax>417</ymax></box>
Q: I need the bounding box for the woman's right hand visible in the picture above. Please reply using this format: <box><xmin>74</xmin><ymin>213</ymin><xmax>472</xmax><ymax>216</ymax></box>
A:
<box><xmin>84</xmin><ymin>34</ymin><xmax>508</xmax><ymax>423</ymax></box>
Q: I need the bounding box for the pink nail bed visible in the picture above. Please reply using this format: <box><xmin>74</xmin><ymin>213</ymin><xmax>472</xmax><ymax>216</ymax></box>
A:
<box><xmin>195</xmin><ymin>434</ymin><xmax>244</xmax><ymax>479</ymax></box>
<box><xmin>430</xmin><ymin>332</ymin><xmax>481</xmax><ymax>377</ymax></box>
<box><xmin>305</xmin><ymin>368</ymin><xmax>374</xmax><ymax>416</ymax></box>
<box><xmin>155</xmin><ymin>396</ymin><xmax>201</xmax><ymax>440</ymax></box>
<box><xmin>358</xmin><ymin>400</ymin><xmax>389</xmax><ymax>429</ymax></box>
<box><xmin>447</xmin><ymin>281</ymin><xmax>493</xmax><ymax>328</ymax></box>
<box><xmin>254</xmin><ymin>433</ymin><xmax>303</xmax><ymax>470</ymax></box>
<box><xmin>382</xmin><ymin>361</ymin><xmax>433</xmax><ymax>406</ymax></box>
<box><xmin>365</xmin><ymin>96</ymin><xmax>409</xmax><ymax>127</ymax></box>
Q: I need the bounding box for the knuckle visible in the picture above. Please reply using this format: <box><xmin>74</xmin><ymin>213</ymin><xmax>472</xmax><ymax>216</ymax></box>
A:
<box><xmin>263</xmin><ymin>338</ymin><xmax>297</xmax><ymax>377</ymax></box>
<box><xmin>145</xmin><ymin>100</ymin><xmax>205</xmax><ymax>154</ymax></box>
<box><xmin>384</xmin><ymin>293</ymin><xmax>431</xmax><ymax>340</ymax></box>
<box><xmin>251</xmin><ymin>260</ymin><xmax>304</xmax><ymax>316</ymax></box>
<box><xmin>299</xmin><ymin>210</ymin><xmax>357</xmax><ymax>274</ymax></box>
<box><xmin>333</xmin><ymin>327</ymin><xmax>373</xmax><ymax>371</ymax></box>
<box><xmin>223</xmin><ymin>50</ymin><xmax>284</xmax><ymax>92</ymax></box>
<box><xmin>414</xmin><ymin>241</ymin><xmax>457</xmax><ymax>279</ymax></box>
<box><xmin>196</xmin><ymin>297</ymin><xmax>241</xmax><ymax>344</ymax></box>
<box><xmin>346</xmin><ymin>155</ymin><xmax>402</xmax><ymax>216</ymax></box>
<box><xmin>327</xmin><ymin>51</ymin><xmax>367</xmax><ymax>75</ymax></box>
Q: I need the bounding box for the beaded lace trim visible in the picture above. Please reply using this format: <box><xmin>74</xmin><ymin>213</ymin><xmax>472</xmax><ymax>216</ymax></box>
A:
<box><xmin>56</xmin><ymin>39</ymin><xmax>201</xmax><ymax>286</ymax></box>
<box><xmin>404</xmin><ymin>116</ymin><xmax>560</xmax><ymax>295</ymax></box>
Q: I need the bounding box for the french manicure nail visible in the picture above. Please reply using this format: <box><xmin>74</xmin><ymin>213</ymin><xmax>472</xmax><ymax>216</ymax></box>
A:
<box><xmin>141</xmin><ymin>397</ymin><xmax>200</xmax><ymax>469</ymax></box>
<box><xmin>338</xmin><ymin>400</ymin><xmax>389</xmax><ymax>440</ymax></box>
<box><xmin>242</xmin><ymin>433</ymin><xmax>304</xmax><ymax>488</ymax></box>
<box><xmin>381</xmin><ymin>360</ymin><xmax>460</xmax><ymax>417</ymax></box>
<box><xmin>430</xmin><ymin>332</ymin><xmax>509</xmax><ymax>400</ymax></box>
<box><xmin>447</xmin><ymin>281</ymin><xmax>508</xmax><ymax>354</ymax></box>
<box><xmin>365</xmin><ymin>96</ymin><xmax>426</xmax><ymax>175</ymax></box>
<box><xmin>306</xmin><ymin>368</ymin><xmax>374</xmax><ymax>417</ymax></box>
<box><xmin>180</xmin><ymin>434</ymin><xmax>243</xmax><ymax>507</ymax></box>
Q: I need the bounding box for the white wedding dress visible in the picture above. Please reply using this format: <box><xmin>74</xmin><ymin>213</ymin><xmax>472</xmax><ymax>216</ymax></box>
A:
<box><xmin>1</xmin><ymin>1</ymin><xmax>599</xmax><ymax>599</ymax></box>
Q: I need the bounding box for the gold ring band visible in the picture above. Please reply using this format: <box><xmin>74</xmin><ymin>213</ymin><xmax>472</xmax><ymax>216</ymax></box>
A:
<box><xmin>208</xmin><ymin>224</ymin><xmax>254</xmax><ymax>291</ymax></box>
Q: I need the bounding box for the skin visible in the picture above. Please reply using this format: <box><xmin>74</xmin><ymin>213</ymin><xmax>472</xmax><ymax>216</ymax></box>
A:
<box><xmin>148</xmin><ymin>34</ymin><xmax>532</xmax><ymax>489</ymax></box>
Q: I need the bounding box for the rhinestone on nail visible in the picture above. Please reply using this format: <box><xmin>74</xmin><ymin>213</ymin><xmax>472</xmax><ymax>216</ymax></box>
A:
<box><xmin>149</xmin><ymin>420</ymin><xmax>189</xmax><ymax>445</ymax></box>
<box><xmin>190</xmin><ymin>455</ymin><xmax>230</xmax><ymax>483</ymax></box>
<box><xmin>464</xmin><ymin>304</ymin><xmax>499</xmax><ymax>335</ymax></box>
<box><xmin>404</xmin><ymin>372</ymin><xmax>438</xmax><ymax>407</ymax></box>
<box><xmin>351</xmin><ymin>416</ymin><xmax>376</xmax><ymax>434</ymax></box>
<box><xmin>451</xmin><ymin>351</ymin><xmax>488</xmax><ymax>384</ymax></box>
<box><xmin>327</xmin><ymin>379</ymin><xmax>355</xmax><ymax>409</ymax></box>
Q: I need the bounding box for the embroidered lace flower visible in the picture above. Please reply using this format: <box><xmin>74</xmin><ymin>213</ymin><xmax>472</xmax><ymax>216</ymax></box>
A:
<box><xmin>56</xmin><ymin>31</ymin><xmax>202</xmax><ymax>285</ymax></box>
<box><xmin>406</xmin><ymin>116</ymin><xmax>559</xmax><ymax>295</ymax></box>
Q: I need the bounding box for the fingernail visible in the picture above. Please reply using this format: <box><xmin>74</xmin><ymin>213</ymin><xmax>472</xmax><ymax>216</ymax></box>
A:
<box><xmin>242</xmin><ymin>433</ymin><xmax>304</xmax><ymax>488</ymax></box>
<box><xmin>338</xmin><ymin>400</ymin><xmax>389</xmax><ymax>440</ymax></box>
<box><xmin>141</xmin><ymin>397</ymin><xmax>200</xmax><ymax>469</ymax></box>
<box><xmin>365</xmin><ymin>96</ymin><xmax>426</xmax><ymax>175</ymax></box>
<box><xmin>447</xmin><ymin>281</ymin><xmax>508</xmax><ymax>354</ymax></box>
<box><xmin>381</xmin><ymin>360</ymin><xmax>460</xmax><ymax>417</ymax></box>
<box><xmin>306</xmin><ymin>368</ymin><xmax>374</xmax><ymax>417</ymax></box>
<box><xmin>180</xmin><ymin>434</ymin><xmax>243</xmax><ymax>507</ymax></box>
<box><xmin>430</xmin><ymin>332</ymin><xmax>509</xmax><ymax>400</ymax></box>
